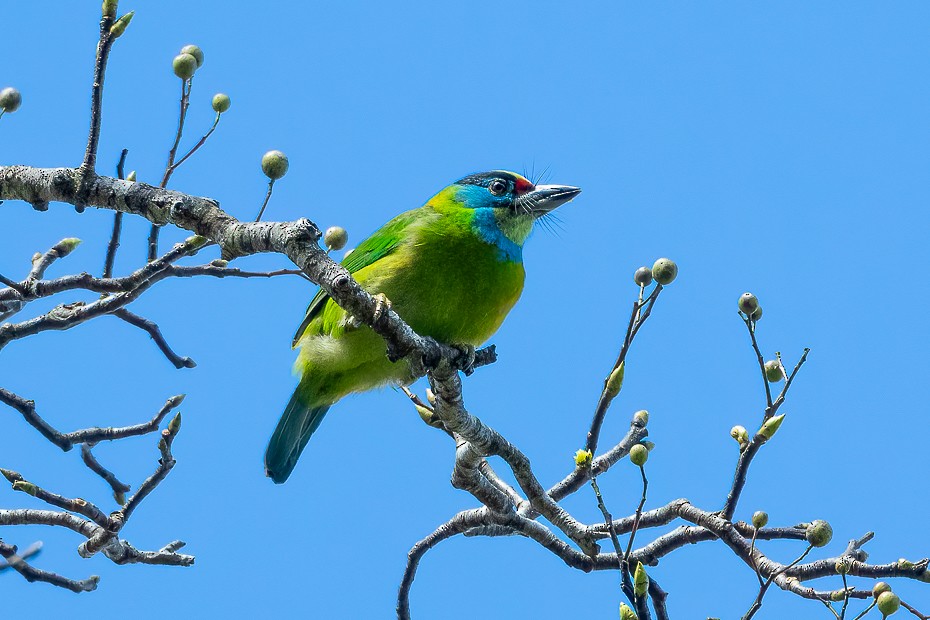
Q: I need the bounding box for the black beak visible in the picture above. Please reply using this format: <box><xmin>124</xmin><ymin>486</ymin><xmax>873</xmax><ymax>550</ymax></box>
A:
<box><xmin>515</xmin><ymin>184</ymin><xmax>582</xmax><ymax>217</ymax></box>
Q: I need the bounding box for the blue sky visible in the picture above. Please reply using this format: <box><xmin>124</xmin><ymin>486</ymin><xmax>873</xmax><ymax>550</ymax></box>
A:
<box><xmin>2</xmin><ymin>1</ymin><xmax>929</xmax><ymax>617</ymax></box>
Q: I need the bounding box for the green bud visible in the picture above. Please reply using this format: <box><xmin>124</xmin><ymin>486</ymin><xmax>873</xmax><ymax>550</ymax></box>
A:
<box><xmin>805</xmin><ymin>520</ymin><xmax>833</xmax><ymax>547</ymax></box>
<box><xmin>872</xmin><ymin>582</ymin><xmax>892</xmax><ymax>598</ymax></box>
<box><xmin>629</xmin><ymin>444</ymin><xmax>648</xmax><ymax>466</ymax></box>
<box><xmin>109</xmin><ymin>11</ymin><xmax>134</xmax><ymax>38</ymax></box>
<box><xmin>633</xmin><ymin>561</ymin><xmax>649</xmax><ymax>597</ymax></box>
<box><xmin>738</xmin><ymin>292</ymin><xmax>759</xmax><ymax>315</ymax></box>
<box><xmin>896</xmin><ymin>558</ymin><xmax>914</xmax><ymax>570</ymax></box>
<box><xmin>425</xmin><ymin>389</ymin><xmax>436</xmax><ymax>406</ymax></box>
<box><xmin>631</xmin><ymin>409</ymin><xmax>648</xmax><ymax>426</ymax></box>
<box><xmin>212</xmin><ymin>93</ymin><xmax>231</xmax><ymax>114</ymax></box>
<box><xmin>651</xmin><ymin>258</ymin><xmax>678</xmax><ymax>285</ymax></box>
<box><xmin>261</xmin><ymin>150</ymin><xmax>289</xmax><ymax>180</ymax></box>
<box><xmin>415</xmin><ymin>404</ymin><xmax>434</xmax><ymax>425</ymax></box>
<box><xmin>12</xmin><ymin>480</ymin><xmax>38</xmax><ymax>496</ymax></box>
<box><xmin>751</xmin><ymin>510</ymin><xmax>768</xmax><ymax>529</ymax></box>
<box><xmin>168</xmin><ymin>412</ymin><xmax>181</xmax><ymax>435</ymax></box>
<box><xmin>180</xmin><ymin>44</ymin><xmax>204</xmax><ymax>68</ymax></box>
<box><xmin>574</xmin><ymin>449</ymin><xmax>593</xmax><ymax>468</ymax></box>
<box><xmin>0</xmin><ymin>468</ymin><xmax>23</xmax><ymax>483</ymax></box>
<box><xmin>0</xmin><ymin>87</ymin><xmax>23</xmax><ymax>113</ymax></box>
<box><xmin>835</xmin><ymin>557</ymin><xmax>852</xmax><ymax>575</ymax></box>
<box><xmin>56</xmin><ymin>237</ymin><xmax>82</xmax><ymax>257</ymax></box>
<box><xmin>324</xmin><ymin>226</ymin><xmax>349</xmax><ymax>252</ymax></box>
<box><xmin>619</xmin><ymin>602</ymin><xmax>638</xmax><ymax>620</ymax></box>
<box><xmin>830</xmin><ymin>589</ymin><xmax>846</xmax><ymax>602</ymax></box>
<box><xmin>605</xmin><ymin>363</ymin><xmax>625</xmax><ymax>398</ymax></box>
<box><xmin>102</xmin><ymin>0</ymin><xmax>119</xmax><ymax>17</ymax></box>
<box><xmin>764</xmin><ymin>360</ymin><xmax>783</xmax><ymax>383</ymax></box>
<box><xmin>172</xmin><ymin>53</ymin><xmax>198</xmax><ymax>80</ymax></box>
<box><xmin>126</xmin><ymin>170</ymin><xmax>137</xmax><ymax>182</ymax></box>
<box><xmin>758</xmin><ymin>414</ymin><xmax>785</xmax><ymax>441</ymax></box>
<box><xmin>750</xmin><ymin>305</ymin><xmax>763</xmax><ymax>321</ymax></box>
<box><xmin>633</xmin><ymin>266</ymin><xmax>653</xmax><ymax>287</ymax></box>
<box><xmin>184</xmin><ymin>235</ymin><xmax>209</xmax><ymax>249</ymax></box>
<box><xmin>730</xmin><ymin>425</ymin><xmax>749</xmax><ymax>446</ymax></box>
<box><xmin>876</xmin><ymin>591</ymin><xmax>900</xmax><ymax>616</ymax></box>
<box><xmin>210</xmin><ymin>259</ymin><xmax>228</xmax><ymax>268</ymax></box>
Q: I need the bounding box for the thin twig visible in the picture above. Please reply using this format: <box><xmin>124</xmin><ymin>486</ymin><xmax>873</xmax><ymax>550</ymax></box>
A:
<box><xmin>112</xmin><ymin>308</ymin><xmax>196</xmax><ymax>368</ymax></box>
<box><xmin>102</xmin><ymin>149</ymin><xmax>129</xmax><ymax>278</ymax></box>
<box><xmin>80</xmin><ymin>443</ymin><xmax>131</xmax><ymax>504</ymax></box>
<box><xmin>255</xmin><ymin>179</ymin><xmax>275</xmax><ymax>221</ymax></box>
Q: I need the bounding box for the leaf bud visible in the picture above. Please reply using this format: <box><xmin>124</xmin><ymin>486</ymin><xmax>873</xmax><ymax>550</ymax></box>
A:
<box><xmin>12</xmin><ymin>480</ymin><xmax>38</xmax><ymax>496</ymax></box>
<box><xmin>633</xmin><ymin>561</ymin><xmax>649</xmax><ymax>597</ymax></box>
<box><xmin>731</xmin><ymin>425</ymin><xmax>749</xmax><ymax>446</ymax></box>
<box><xmin>109</xmin><ymin>11</ymin><xmax>134</xmax><ymax>38</ymax></box>
<box><xmin>757</xmin><ymin>414</ymin><xmax>785</xmax><ymax>441</ymax></box>
<box><xmin>619</xmin><ymin>603</ymin><xmax>638</xmax><ymax>620</ymax></box>
<box><xmin>605</xmin><ymin>363</ymin><xmax>624</xmax><ymax>399</ymax></box>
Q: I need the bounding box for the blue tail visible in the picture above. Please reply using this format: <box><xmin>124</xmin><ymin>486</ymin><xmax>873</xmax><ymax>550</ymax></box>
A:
<box><xmin>265</xmin><ymin>388</ymin><xmax>331</xmax><ymax>484</ymax></box>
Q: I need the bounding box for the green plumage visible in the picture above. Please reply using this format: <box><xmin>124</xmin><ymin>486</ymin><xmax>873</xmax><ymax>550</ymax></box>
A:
<box><xmin>265</xmin><ymin>171</ymin><xmax>580</xmax><ymax>483</ymax></box>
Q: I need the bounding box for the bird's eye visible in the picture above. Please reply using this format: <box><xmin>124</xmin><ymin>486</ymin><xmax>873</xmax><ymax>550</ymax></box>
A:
<box><xmin>489</xmin><ymin>179</ymin><xmax>508</xmax><ymax>196</ymax></box>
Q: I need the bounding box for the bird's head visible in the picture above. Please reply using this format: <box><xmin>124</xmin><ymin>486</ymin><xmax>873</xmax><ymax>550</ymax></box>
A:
<box><xmin>426</xmin><ymin>170</ymin><xmax>581</xmax><ymax>252</ymax></box>
<box><xmin>446</xmin><ymin>170</ymin><xmax>581</xmax><ymax>218</ymax></box>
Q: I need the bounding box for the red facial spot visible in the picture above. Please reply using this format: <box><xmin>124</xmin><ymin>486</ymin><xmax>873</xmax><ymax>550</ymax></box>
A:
<box><xmin>514</xmin><ymin>176</ymin><xmax>534</xmax><ymax>195</ymax></box>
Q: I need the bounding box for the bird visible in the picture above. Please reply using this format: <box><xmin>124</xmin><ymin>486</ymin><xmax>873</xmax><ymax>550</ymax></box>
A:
<box><xmin>265</xmin><ymin>170</ymin><xmax>581</xmax><ymax>483</ymax></box>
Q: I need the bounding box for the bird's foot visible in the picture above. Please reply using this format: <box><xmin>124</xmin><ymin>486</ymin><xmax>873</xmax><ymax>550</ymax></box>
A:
<box><xmin>452</xmin><ymin>343</ymin><xmax>477</xmax><ymax>376</ymax></box>
<box><xmin>372</xmin><ymin>292</ymin><xmax>393</xmax><ymax>324</ymax></box>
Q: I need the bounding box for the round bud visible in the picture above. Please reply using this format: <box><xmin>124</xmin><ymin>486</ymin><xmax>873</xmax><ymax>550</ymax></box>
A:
<box><xmin>750</xmin><ymin>305</ymin><xmax>763</xmax><ymax>321</ymax></box>
<box><xmin>738</xmin><ymin>292</ymin><xmax>759</xmax><ymax>315</ymax></box>
<box><xmin>211</xmin><ymin>93</ymin><xmax>231</xmax><ymax>113</ymax></box>
<box><xmin>172</xmin><ymin>53</ymin><xmax>198</xmax><ymax>80</ymax></box>
<box><xmin>633</xmin><ymin>266</ymin><xmax>653</xmax><ymax>286</ymax></box>
<box><xmin>125</xmin><ymin>170</ymin><xmax>137</xmax><ymax>182</ymax></box>
<box><xmin>0</xmin><ymin>87</ymin><xmax>22</xmax><ymax>113</ymax></box>
<box><xmin>835</xmin><ymin>557</ymin><xmax>852</xmax><ymax>575</ymax></box>
<box><xmin>652</xmin><ymin>258</ymin><xmax>678</xmax><ymax>285</ymax></box>
<box><xmin>629</xmin><ymin>444</ymin><xmax>648</xmax><ymax>466</ymax></box>
<box><xmin>324</xmin><ymin>226</ymin><xmax>348</xmax><ymax>251</ymax></box>
<box><xmin>805</xmin><ymin>520</ymin><xmax>833</xmax><ymax>548</ymax></box>
<box><xmin>180</xmin><ymin>44</ymin><xmax>204</xmax><ymax>68</ymax></box>
<box><xmin>872</xmin><ymin>582</ymin><xmax>892</xmax><ymax>598</ymax></box>
<box><xmin>764</xmin><ymin>360</ymin><xmax>783</xmax><ymax>383</ymax></box>
<box><xmin>633</xmin><ymin>409</ymin><xmax>648</xmax><ymax>425</ymax></box>
<box><xmin>751</xmin><ymin>510</ymin><xmax>768</xmax><ymax>529</ymax></box>
<box><xmin>261</xmin><ymin>150</ymin><xmax>289</xmax><ymax>180</ymax></box>
<box><xmin>877</xmin><ymin>591</ymin><xmax>900</xmax><ymax>616</ymax></box>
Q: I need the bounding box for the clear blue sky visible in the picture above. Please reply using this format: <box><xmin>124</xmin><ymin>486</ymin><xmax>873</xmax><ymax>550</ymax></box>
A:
<box><xmin>2</xmin><ymin>2</ymin><xmax>928</xmax><ymax>617</ymax></box>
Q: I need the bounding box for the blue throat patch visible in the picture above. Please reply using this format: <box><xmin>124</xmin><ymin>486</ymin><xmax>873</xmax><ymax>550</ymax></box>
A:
<box><xmin>472</xmin><ymin>208</ymin><xmax>523</xmax><ymax>262</ymax></box>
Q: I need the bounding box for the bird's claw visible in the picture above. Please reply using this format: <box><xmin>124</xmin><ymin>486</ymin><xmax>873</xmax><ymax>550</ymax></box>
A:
<box><xmin>453</xmin><ymin>343</ymin><xmax>477</xmax><ymax>376</ymax></box>
<box><xmin>372</xmin><ymin>293</ymin><xmax>392</xmax><ymax>324</ymax></box>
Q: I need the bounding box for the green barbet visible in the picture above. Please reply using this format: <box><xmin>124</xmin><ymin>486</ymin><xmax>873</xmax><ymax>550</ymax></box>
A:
<box><xmin>265</xmin><ymin>170</ymin><xmax>581</xmax><ymax>483</ymax></box>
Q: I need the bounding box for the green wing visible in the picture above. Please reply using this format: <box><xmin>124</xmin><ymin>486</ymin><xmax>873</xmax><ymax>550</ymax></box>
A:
<box><xmin>291</xmin><ymin>210</ymin><xmax>422</xmax><ymax>346</ymax></box>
